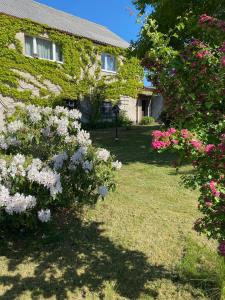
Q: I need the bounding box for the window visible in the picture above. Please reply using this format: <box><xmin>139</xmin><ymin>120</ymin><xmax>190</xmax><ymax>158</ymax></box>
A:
<box><xmin>100</xmin><ymin>101</ymin><xmax>113</xmax><ymax>119</ymax></box>
<box><xmin>24</xmin><ymin>35</ymin><xmax>63</xmax><ymax>63</ymax></box>
<box><xmin>101</xmin><ymin>53</ymin><xmax>116</xmax><ymax>72</ymax></box>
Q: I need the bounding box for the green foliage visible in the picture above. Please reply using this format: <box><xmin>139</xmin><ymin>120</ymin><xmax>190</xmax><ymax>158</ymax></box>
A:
<box><xmin>133</xmin><ymin>0</ymin><xmax>225</xmax><ymax>46</ymax></box>
<box><xmin>0</xmin><ymin>14</ymin><xmax>143</xmax><ymax>106</ymax></box>
<box><xmin>140</xmin><ymin>116</ymin><xmax>155</xmax><ymax>125</ymax></box>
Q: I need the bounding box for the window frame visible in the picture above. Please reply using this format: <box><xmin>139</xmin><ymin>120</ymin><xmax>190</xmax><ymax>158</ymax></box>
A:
<box><xmin>101</xmin><ymin>53</ymin><xmax>117</xmax><ymax>73</ymax></box>
<box><xmin>24</xmin><ymin>35</ymin><xmax>63</xmax><ymax>63</ymax></box>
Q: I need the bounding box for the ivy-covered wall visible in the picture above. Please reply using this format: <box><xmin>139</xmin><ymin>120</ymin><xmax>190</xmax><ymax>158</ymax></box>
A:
<box><xmin>0</xmin><ymin>13</ymin><xmax>143</xmax><ymax>107</ymax></box>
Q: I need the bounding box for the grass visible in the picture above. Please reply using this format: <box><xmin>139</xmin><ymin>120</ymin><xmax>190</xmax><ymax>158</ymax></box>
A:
<box><xmin>0</xmin><ymin>125</ymin><xmax>223</xmax><ymax>299</ymax></box>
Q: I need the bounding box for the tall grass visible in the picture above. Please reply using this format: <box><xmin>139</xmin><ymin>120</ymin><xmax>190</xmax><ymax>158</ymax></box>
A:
<box><xmin>178</xmin><ymin>238</ymin><xmax>225</xmax><ymax>299</ymax></box>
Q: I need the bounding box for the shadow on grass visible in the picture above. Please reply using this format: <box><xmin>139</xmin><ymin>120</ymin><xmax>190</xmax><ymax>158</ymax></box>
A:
<box><xmin>0</xmin><ymin>213</ymin><xmax>169</xmax><ymax>300</ymax></box>
<box><xmin>0</xmin><ymin>214</ymin><xmax>215</xmax><ymax>299</ymax></box>
<box><xmin>91</xmin><ymin>126</ymin><xmax>178</xmax><ymax>167</ymax></box>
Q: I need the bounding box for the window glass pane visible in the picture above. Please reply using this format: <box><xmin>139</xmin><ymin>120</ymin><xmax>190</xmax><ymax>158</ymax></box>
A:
<box><xmin>25</xmin><ymin>36</ymin><xmax>33</xmax><ymax>56</ymax></box>
<box><xmin>106</xmin><ymin>54</ymin><xmax>116</xmax><ymax>72</ymax></box>
<box><xmin>101</xmin><ymin>53</ymin><xmax>106</xmax><ymax>70</ymax></box>
<box><xmin>55</xmin><ymin>44</ymin><xmax>63</xmax><ymax>62</ymax></box>
<box><xmin>36</xmin><ymin>38</ymin><xmax>53</xmax><ymax>60</ymax></box>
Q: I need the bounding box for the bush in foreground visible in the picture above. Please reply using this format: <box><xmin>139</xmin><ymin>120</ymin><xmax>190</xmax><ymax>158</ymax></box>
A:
<box><xmin>0</xmin><ymin>103</ymin><xmax>121</xmax><ymax>229</ymax></box>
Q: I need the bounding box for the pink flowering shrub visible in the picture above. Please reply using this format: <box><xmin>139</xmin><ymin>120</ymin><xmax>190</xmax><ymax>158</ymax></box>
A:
<box><xmin>145</xmin><ymin>15</ymin><xmax>225</xmax><ymax>256</ymax></box>
<box><xmin>152</xmin><ymin>126</ymin><xmax>225</xmax><ymax>256</ymax></box>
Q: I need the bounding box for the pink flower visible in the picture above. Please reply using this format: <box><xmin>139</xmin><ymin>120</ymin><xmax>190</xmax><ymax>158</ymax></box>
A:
<box><xmin>218</xmin><ymin>43</ymin><xmax>225</xmax><ymax>53</ymax></box>
<box><xmin>205</xmin><ymin>144</ymin><xmax>215</xmax><ymax>153</ymax></box>
<box><xmin>190</xmin><ymin>139</ymin><xmax>202</xmax><ymax>150</ymax></box>
<box><xmin>218</xmin><ymin>241</ymin><xmax>225</xmax><ymax>256</ymax></box>
<box><xmin>172</xmin><ymin>139</ymin><xmax>179</xmax><ymax>145</ymax></box>
<box><xmin>199</xmin><ymin>14</ymin><xmax>213</xmax><ymax>25</ymax></box>
<box><xmin>181</xmin><ymin>129</ymin><xmax>189</xmax><ymax>139</ymax></box>
<box><xmin>162</xmin><ymin>131</ymin><xmax>171</xmax><ymax>138</ymax></box>
<box><xmin>195</xmin><ymin>50</ymin><xmax>210</xmax><ymax>59</ymax></box>
<box><xmin>221</xmin><ymin>56</ymin><xmax>225</xmax><ymax>67</ymax></box>
<box><xmin>168</xmin><ymin>128</ymin><xmax>176</xmax><ymax>134</ymax></box>
<box><xmin>209</xmin><ymin>181</ymin><xmax>220</xmax><ymax>197</ymax></box>
<box><xmin>152</xmin><ymin>141</ymin><xmax>170</xmax><ymax>150</ymax></box>
<box><xmin>152</xmin><ymin>130</ymin><xmax>163</xmax><ymax>140</ymax></box>
<box><xmin>204</xmin><ymin>198</ymin><xmax>213</xmax><ymax>208</ymax></box>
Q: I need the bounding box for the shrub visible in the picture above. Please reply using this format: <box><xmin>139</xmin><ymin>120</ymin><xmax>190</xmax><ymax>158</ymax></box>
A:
<box><xmin>0</xmin><ymin>103</ymin><xmax>122</xmax><ymax>229</ymax></box>
<box><xmin>140</xmin><ymin>116</ymin><xmax>155</xmax><ymax>125</ymax></box>
<box><xmin>148</xmin><ymin>15</ymin><xmax>225</xmax><ymax>256</ymax></box>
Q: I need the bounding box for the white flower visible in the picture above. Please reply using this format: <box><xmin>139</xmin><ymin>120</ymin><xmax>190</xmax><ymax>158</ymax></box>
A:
<box><xmin>98</xmin><ymin>186</ymin><xmax>108</xmax><ymax>197</ymax></box>
<box><xmin>97</xmin><ymin>148</ymin><xmax>110</xmax><ymax>162</ymax></box>
<box><xmin>38</xmin><ymin>209</ymin><xmax>51</xmax><ymax>222</ymax></box>
<box><xmin>0</xmin><ymin>159</ymin><xmax>7</xmax><ymax>179</ymax></box>
<box><xmin>77</xmin><ymin>130</ymin><xmax>91</xmax><ymax>146</ymax></box>
<box><xmin>26</xmin><ymin>105</ymin><xmax>42</xmax><ymax>123</ymax></box>
<box><xmin>82</xmin><ymin>160</ymin><xmax>93</xmax><ymax>172</ymax></box>
<box><xmin>5</xmin><ymin>193</ymin><xmax>36</xmax><ymax>214</ymax></box>
<box><xmin>27</xmin><ymin>163</ymin><xmax>62</xmax><ymax>197</ymax></box>
<box><xmin>28</xmin><ymin>158</ymin><xmax>43</xmax><ymax>171</ymax></box>
<box><xmin>52</xmin><ymin>152</ymin><xmax>68</xmax><ymax>170</ymax></box>
<box><xmin>0</xmin><ymin>135</ymin><xmax>8</xmax><ymax>150</ymax></box>
<box><xmin>42</xmin><ymin>127</ymin><xmax>52</xmax><ymax>138</ymax></box>
<box><xmin>112</xmin><ymin>160</ymin><xmax>122</xmax><ymax>170</ymax></box>
<box><xmin>71</xmin><ymin>121</ymin><xmax>81</xmax><ymax>130</ymax></box>
<box><xmin>56</xmin><ymin>118</ymin><xmax>69</xmax><ymax>137</ymax></box>
<box><xmin>42</xmin><ymin>107</ymin><xmax>52</xmax><ymax>115</ymax></box>
<box><xmin>54</xmin><ymin>106</ymin><xmax>69</xmax><ymax>116</ymax></box>
<box><xmin>71</xmin><ymin>147</ymin><xmax>88</xmax><ymax>165</ymax></box>
<box><xmin>13</xmin><ymin>154</ymin><xmax>26</xmax><ymax>166</ymax></box>
<box><xmin>7</xmin><ymin>137</ymin><xmax>21</xmax><ymax>146</ymax></box>
<box><xmin>68</xmin><ymin>109</ymin><xmax>82</xmax><ymax>120</ymax></box>
<box><xmin>0</xmin><ymin>184</ymin><xmax>10</xmax><ymax>208</ymax></box>
<box><xmin>0</xmin><ymin>185</ymin><xmax>36</xmax><ymax>214</ymax></box>
<box><xmin>8</xmin><ymin>120</ymin><xmax>24</xmax><ymax>133</ymax></box>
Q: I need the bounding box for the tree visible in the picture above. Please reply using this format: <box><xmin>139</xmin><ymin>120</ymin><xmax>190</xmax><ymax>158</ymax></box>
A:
<box><xmin>133</xmin><ymin>0</ymin><xmax>225</xmax><ymax>35</ymax></box>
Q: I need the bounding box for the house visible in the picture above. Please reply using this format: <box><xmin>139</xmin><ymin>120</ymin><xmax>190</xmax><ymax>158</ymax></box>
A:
<box><xmin>0</xmin><ymin>0</ymin><xmax>163</xmax><ymax>127</ymax></box>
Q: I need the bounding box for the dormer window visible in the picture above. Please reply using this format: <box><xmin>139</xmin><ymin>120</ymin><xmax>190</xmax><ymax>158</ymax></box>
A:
<box><xmin>25</xmin><ymin>35</ymin><xmax>63</xmax><ymax>63</ymax></box>
<box><xmin>101</xmin><ymin>53</ymin><xmax>117</xmax><ymax>73</ymax></box>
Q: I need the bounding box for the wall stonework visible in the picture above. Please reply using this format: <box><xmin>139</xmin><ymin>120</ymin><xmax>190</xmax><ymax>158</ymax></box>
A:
<box><xmin>0</xmin><ymin>95</ymin><xmax>15</xmax><ymax>129</ymax></box>
<box><xmin>119</xmin><ymin>96</ymin><xmax>137</xmax><ymax>123</ymax></box>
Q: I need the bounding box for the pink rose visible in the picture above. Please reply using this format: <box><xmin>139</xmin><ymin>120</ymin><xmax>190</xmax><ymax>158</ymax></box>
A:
<box><xmin>172</xmin><ymin>139</ymin><xmax>179</xmax><ymax>145</ymax></box>
<box><xmin>190</xmin><ymin>139</ymin><xmax>202</xmax><ymax>150</ymax></box>
<box><xmin>209</xmin><ymin>181</ymin><xmax>220</xmax><ymax>197</ymax></box>
<box><xmin>218</xmin><ymin>241</ymin><xmax>225</xmax><ymax>256</ymax></box>
<box><xmin>181</xmin><ymin>129</ymin><xmax>189</xmax><ymax>139</ymax></box>
<box><xmin>221</xmin><ymin>57</ymin><xmax>225</xmax><ymax>67</ymax></box>
<box><xmin>168</xmin><ymin>128</ymin><xmax>176</xmax><ymax>134</ymax></box>
<box><xmin>152</xmin><ymin>130</ymin><xmax>163</xmax><ymax>140</ymax></box>
<box><xmin>205</xmin><ymin>144</ymin><xmax>215</xmax><ymax>154</ymax></box>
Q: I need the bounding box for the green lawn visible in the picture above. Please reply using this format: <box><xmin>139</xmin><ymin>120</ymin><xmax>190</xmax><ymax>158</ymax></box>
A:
<box><xmin>0</xmin><ymin>126</ymin><xmax>220</xmax><ymax>300</ymax></box>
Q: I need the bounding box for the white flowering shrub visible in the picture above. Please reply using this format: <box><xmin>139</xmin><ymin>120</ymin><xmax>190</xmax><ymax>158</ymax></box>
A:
<box><xmin>0</xmin><ymin>103</ymin><xmax>121</xmax><ymax>229</ymax></box>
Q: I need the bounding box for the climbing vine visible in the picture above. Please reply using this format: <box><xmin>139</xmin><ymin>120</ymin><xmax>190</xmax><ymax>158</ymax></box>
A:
<box><xmin>0</xmin><ymin>14</ymin><xmax>143</xmax><ymax>107</ymax></box>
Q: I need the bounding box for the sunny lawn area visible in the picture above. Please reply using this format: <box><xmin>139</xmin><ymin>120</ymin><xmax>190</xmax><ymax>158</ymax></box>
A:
<box><xmin>0</xmin><ymin>126</ymin><xmax>222</xmax><ymax>300</ymax></box>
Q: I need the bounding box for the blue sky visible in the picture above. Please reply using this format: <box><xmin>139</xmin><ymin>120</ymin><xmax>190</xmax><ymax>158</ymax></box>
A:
<box><xmin>35</xmin><ymin>0</ymin><xmax>150</xmax><ymax>43</ymax></box>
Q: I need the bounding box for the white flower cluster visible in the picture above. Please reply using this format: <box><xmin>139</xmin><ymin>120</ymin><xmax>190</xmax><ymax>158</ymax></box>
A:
<box><xmin>112</xmin><ymin>160</ymin><xmax>122</xmax><ymax>170</ymax></box>
<box><xmin>27</xmin><ymin>160</ymin><xmax>62</xmax><ymax>197</ymax></box>
<box><xmin>26</xmin><ymin>105</ymin><xmax>42</xmax><ymax>123</ymax></box>
<box><xmin>52</xmin><ymin>152</ymin><xmax>68</xmax><ymax>170</ymax></box>
<box><xmin>70</xmin><ymin>147</ymin><xmax>88</xmax><ymax>169</ymax></box>
<box><xmin>0</xmin><ymin>184</ymin><xmax>36</xmax><ymax>215</ymax></box>
<box><xmin>38</xmin><ymin>209</ymin><xmax>51</xmax><ymax>223</ymax></box>
<box><xmin>97</xmin><ymin>148</ymin><xmax>110</xmax><ymax>162</ymax></box>
<box><xmin>1</xmin><ymin>103</ymin><xmax>93</xmax><ymax>150</ymax></box>
<box><xmin>7</xmin><ymin>120</ymin><xmax>24</xmax><ymax>133</ymax></box>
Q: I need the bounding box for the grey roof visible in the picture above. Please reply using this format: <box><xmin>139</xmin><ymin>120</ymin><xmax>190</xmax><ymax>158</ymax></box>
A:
<box><xmin>0</xmin><ymin>0</ymin><xmax>129</xmax><ymax>48</ymax></box>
